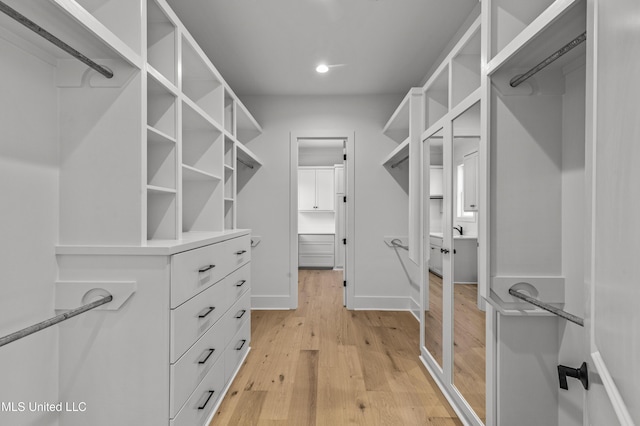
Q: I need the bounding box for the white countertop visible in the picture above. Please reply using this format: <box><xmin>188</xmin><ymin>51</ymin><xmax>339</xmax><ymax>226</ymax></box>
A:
<box><xmin>429</xmin><ymin>232</ymin><xmax>477</xmax><ymax>240</ymax></box>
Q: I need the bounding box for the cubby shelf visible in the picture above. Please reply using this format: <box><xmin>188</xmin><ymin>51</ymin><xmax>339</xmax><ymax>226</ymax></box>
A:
<box><xmin>147</xmin><ymin>125</ymin><xmax>176</xmax><ymax>144</ymax></box>
<box><xmin>182</xmin><ymin>164</ymin><xmax>221</xmax><ymax>181</ymax></box>
<box><xmin>147</xmin><ymin>185</ymin><xmax>177</xmax><ymax>194</ymax></box>
<box><xmin>147</xmin><ymin>0</ymin><xmax>176</xmax><ymax>85</ymax></box>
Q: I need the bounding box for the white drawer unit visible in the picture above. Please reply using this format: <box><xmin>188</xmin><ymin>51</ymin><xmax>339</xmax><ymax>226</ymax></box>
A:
<box><xmin>56</xmin><ymin>230</ymin><xmax>252</xmax><ymax>426</ymax></box>
<box><xmin>298</xmin><ymin>234</ymin><xmax>335</xmax><ymax>268</ymax></box>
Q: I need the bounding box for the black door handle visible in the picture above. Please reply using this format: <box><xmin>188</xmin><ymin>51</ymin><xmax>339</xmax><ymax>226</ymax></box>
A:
<box><xmin>558</xmin><ymin>362</ymin><xmax>588</xmax><ymax>390</ymax></box>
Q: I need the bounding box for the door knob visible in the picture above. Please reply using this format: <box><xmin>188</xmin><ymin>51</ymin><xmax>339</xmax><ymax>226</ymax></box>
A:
<box><xmin>440</xmin><ymin>248</ymin><xmax>450</xmax><ymax>254</ymax></box>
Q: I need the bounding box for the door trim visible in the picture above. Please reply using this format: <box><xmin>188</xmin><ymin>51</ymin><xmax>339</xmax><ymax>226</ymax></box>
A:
<box><xmin>289</xmin><ymin>131</ymin><xmax>355</xmax><ymax>309</ymax></box>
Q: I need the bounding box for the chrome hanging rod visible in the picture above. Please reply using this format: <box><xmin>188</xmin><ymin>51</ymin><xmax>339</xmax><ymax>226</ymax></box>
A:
<box><xmin>390</xmin><ymin>239</ymin><xmax>408</xmax><ymax>251</ymax></box>
<box><xmin>390</xmin><ymin>155</ymin><xmax>409</xmax><ymax>169</ymax></box>
<box><xmin>237</xmin><ymin>158</ymin><xmax>254</xmax><ymax>169</ymax></box>
<box><xmin>508</xmin><ymin>287</ymin><xmax>583</xmax><ymax>326</ymax></box>
<box><xmin>0</xmin><ymin>295</ymin><xmax>113</xmax><ymax>348</ymax></box>
<box><xmin>0</xmin><ymin>1</ymin><xmax>113</xmax><ymax>79</ymax></box>
<box><xmin>510</xmin><ymin>31</ymin><xmax>586</xmax><ymax>88</ymax></box>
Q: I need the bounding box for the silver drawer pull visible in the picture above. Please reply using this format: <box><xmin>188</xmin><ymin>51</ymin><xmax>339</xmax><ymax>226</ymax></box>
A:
<box><xmin>234</xmin><ymin>250</ymin><xmax>247</xmax><ymax>255</ymax></box>
<box><xmin>198</xmin><ymin>264</ymin><xmax>215</xmax><ymax>273</ymax></box>
<box><xmin>235</xmin><ymin>310</ymin><xmax>246</xmax><ymax>319</ymax></box>
<box><xmin>235</xmin><ymin>280</ymin><xmax>246</xmax><ymax>287</ymax></box>
<box><xmin>235</xmin><ymin>339</ymin><xmax>247</xmax><ymax>351</ymax></box>
<box><xmin>198</xmin><ymin>348</ymin><xmax>215</xmax><ymax>364</ymax></box>
<box><xmin>198</xmin><ymin>306</ymin><xmax>215</xmax><ymax>318</ymax></box>
<box><xmin>197</xmin><ymin>390</ymin><xmax>215</xmax><ymax>410</ymax></box>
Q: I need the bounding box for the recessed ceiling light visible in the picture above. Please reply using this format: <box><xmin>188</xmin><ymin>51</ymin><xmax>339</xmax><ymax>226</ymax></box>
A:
<box><xmin>316</xmin><ymin>64</ymin><xmax>329</xmax><ymax>73</ymax></box>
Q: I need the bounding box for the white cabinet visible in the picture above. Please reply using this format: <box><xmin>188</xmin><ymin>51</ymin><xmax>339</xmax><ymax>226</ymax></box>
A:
<box><xmin>430</xmin><ymin>166</ymin><xmax>444</xmax><ymax>198</ymax></box>
<box><xmin>463</xmin><ymin>151</ymin><xmax>478</xmax><ymax>211</ymax></box>
<box><xmin>429</xmin><ymin>236</ymin><xmax>443</xmax><ymax>276</ymax></box>
<box><xmin>298</xmin><ymin>167</ymin><xmax>335</xmax><ymax>211</ymax></box>
<box><xmin>56</xmin><ymin>232</ymin><xmax>252</xmax><ymax>426</ymax></box>
<box><xmin>298</xmin><ymin>234</ymin><xmax>335</xmax><ymax>268</ymax></box>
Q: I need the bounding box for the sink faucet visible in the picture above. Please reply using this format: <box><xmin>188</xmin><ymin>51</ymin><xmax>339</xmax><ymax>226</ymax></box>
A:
<box><xmin>453</xmin><ymin>226</ymin><xmax>463</xmax><ymax>236</ymax></box>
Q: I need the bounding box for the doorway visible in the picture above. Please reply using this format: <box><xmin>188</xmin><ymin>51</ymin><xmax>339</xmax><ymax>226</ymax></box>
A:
<box><xmin>289</xmin><ymin>132</ymin><xmax>354</xmax><ymax>310</ymax></box>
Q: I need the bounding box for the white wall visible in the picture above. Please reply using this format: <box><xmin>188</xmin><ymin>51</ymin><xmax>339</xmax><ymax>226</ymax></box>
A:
<box><xmin>0</xmin><ymin>37</ymin><xmax>59</xmax><ymax>425</ymax></box>
<box><xmin>236</xmin><ymin>95</ymin><xmax>417</xmax><ymax>310</ymax></box>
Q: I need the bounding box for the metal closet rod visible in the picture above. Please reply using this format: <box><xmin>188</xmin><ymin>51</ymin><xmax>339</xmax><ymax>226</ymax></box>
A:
<box><xmin>508</xmin><ymin>287</ymin><xmax>584</xmax><ymax>326</ymax></box>
<box><xmin>510</xmin><ymin>31</ymin><xmax>586</xmax><ymax>88</ymax></box>
<box><xmin>0</xmin><ymin>295</ymin><xmax>113</xmax><ymax>348</ymax></box>
<box><xmin>0</xmin><ymin>1</ymin><xmax>113</xmax><ymax>79</ymax></box>
<box><xmin>390</xmin><ymin>155</ymin><xmax>408</xmax><ymax>169</ymax></box>
<box><xmin>390</xmin><ymin>239</ymin><xmax>408</xmax><ymax>251</ymax></box>
<box><xmin>237</xmin><ymin>158</ymin><xmax>254</xmax><ymax>169</ymax></box>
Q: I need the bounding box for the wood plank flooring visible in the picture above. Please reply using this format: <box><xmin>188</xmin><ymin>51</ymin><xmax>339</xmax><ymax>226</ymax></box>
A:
<box><xmin>209</xmin><ymin>269</ymin><xmax>462</xmax><ymax>425</ymax></box>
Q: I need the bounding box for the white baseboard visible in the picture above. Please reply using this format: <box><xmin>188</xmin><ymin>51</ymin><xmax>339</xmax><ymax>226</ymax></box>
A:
<box><xmin>251</xmin><ymin>295</ymin><xmax>292</xmax><ymax>310</ymax></box>
<box><xmin>352</xmin><ymin>296</ymin><xmax>413</xmax><ymax>311</ymax></box>
<box><xmin>409</xmin><ymin>296</ymin><xmax>420</xmax><ymax>321</ymax></box>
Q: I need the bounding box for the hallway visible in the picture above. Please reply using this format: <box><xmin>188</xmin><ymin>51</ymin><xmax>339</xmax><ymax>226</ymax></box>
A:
<box><xmin>210</xmin><ymin>269</ymin><xmax>462</xmax><ymax>425</ymax></box>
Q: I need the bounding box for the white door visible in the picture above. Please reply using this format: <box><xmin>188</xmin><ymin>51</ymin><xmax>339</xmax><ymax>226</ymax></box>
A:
<box><xmin>586</xmin><ymin>0</ymin><xmax>638</xmax><ymax>423</ymax></box>
<box><xmin>298</xmin><ymin>169</ymin><xmax>316</xmax><ymax>210</ymax></box>
<box><xmin>315</xmin><ymin>169</ymin><xmax>335</xmax><ymax>211</ymax></box>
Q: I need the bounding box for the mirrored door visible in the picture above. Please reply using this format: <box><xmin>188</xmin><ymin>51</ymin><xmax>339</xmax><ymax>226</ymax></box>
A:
<box><xmin>451</xmin><ymin>102</ymin><xmax>485</xmax><ymax>422</ymax></box>
<box><xmin>422</xmin><ymin>127</ymin><xmax>445</xmax><ymax>369</ymax></box>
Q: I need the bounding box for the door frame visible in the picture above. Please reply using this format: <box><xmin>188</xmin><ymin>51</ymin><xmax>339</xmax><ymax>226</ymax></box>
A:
<box><xmin>289</xmin><ymin>131</ymin><xmax>355</xmax><ymax>309</ymax></box>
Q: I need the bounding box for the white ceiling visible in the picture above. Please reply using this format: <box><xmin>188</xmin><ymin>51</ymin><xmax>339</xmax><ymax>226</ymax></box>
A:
<box><xmin>166</xmin><ymin>0</ymin><xmax>478</xmax><ymax>96</ymax></box>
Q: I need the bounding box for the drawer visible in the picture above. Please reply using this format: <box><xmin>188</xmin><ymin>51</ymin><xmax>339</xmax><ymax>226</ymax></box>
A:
<box><xmin>171</xmin><ymin>281</ymin><xmax>227</xmax><ymax>362</ymax></box>
<box><xmin>224</xmin><ymin>290</ymin><xmax>251</xmax><ymax>346</ymax></box>
<box><xmin>299</xmin><ymin>254</ymin><xmax>334</xmax><ymax>268</ymax></box>
<box><xmin>170</xmin><ymin>316</ymin><xmax>225</xmax><ymax>418</ymax></box>
<box><xmin>226</xmin><ymin>264</ymin><xmax>250</xmax><ymax>304</ymax></box>
<box><xmin>298</xmin><ymin>241</ymin><xmax>334</xmax><ymax>255</ymax></box>
<box><xmin>298</xmin><ymin>234</ymin><xmax>334</xmax><ymax>243</ymax></box>
<box><xmin>223</xmin><ymin>235</ymin><xmax>251</xmax><ymax>275</ymax></box>
<box><xmin>171</xmin><ymin>242</ymin><xmax>227</xmax><ymax>308</ymax></box>
<box><xmin>170</xmin><ymin>357</ymin><xmax>224</xmax><ymax>426</ymax></box>
<box><xmin>224</xmin><ymin>320</ymin><xmax>251</xmax><ymax>384</ymax></box>
<box><xmin>430</xmin><ymin>236</ymin><xmax>443</xmax><ymax>247</ymax></box>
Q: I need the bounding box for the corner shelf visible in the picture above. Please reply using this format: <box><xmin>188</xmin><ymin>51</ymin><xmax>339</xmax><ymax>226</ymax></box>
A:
<box><xmin>236</xmin><ymin>139</ymin><xmax>263</xmax><ymax>169</ymax></box>
<box><xmin>382</xmin><ymin>137</ymin><xmax>409</xmax><ymax>168</ymax></box>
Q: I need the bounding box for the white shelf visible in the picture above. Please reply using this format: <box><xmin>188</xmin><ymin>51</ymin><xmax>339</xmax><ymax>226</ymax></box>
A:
<box><xmin>381</xmin><ymin>137</ymin><xmax>409</xmax><ymax>167</ymax></box>
<box><xmin>182</xmin><ymin>96</ymin><xmax>224</xmax><ymax>132</ymax></box>
<box><xmin>147</xmin><ymin>0</ymin><xmax>176</xmax><ymax>84</ymax></box>
<box><xmin>382</xmin><ymin>90</ymin><xmax>412</xmax><ymax>143</ymax></box>
<box><xmin>235</xmin><ymin>100</ymin><xmax>262</xmax><ymax>144</ymax></box>
<box><xmin>147</xmin><ymin>125</ymin><xmax>176</xmax><ymax>145</ymax></box>
<box><xmin>224</xmin><ymin>164</ymin><xmax>235</xmax><ymax>172</ymax></box>
<box><xmin>487</xmin><ymin>0</ymin><xmax>585</xmax><ymax>76</ymax></box>
<box><xmin>236</xmin><ymin>140</ymin><xmax>263</xmax><ymax>168</ymax></box>
<box><xmin>147</xmin><ymin>185</ymin><xmax>177</xmax><ymax>194</ymax></box>
<box><xmin>224</xmin><ymin>197</ymin><xmax>234</xmax><ymax>202</ymax></box>
<box><xmin>182</xmin><ymin>165</ymin><xmax>221</xmax><ymax>181</ymax></box>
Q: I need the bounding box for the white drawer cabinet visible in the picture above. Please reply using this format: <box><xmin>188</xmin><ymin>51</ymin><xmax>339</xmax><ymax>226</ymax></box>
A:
<box><xmin>56</xmin><ymin>230</ymin><xmax>252</xmax><ymax>426</ymax></box>
<box><xmin>298</xmin><ymin>234</ymin><xmax>335</xmax><ymax>267</ymax></box>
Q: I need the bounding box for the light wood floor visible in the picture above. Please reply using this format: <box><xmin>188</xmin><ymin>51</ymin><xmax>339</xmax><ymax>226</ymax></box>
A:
<box><xmin>209</xmin><ymin>269</ymin><xmax>462</xmax><ymax>425</ymax></box>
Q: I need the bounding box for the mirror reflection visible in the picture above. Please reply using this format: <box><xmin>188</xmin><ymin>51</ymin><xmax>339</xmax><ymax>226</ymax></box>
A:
<box><xmin>423</xmin><ymin>128</ymin><xmax>444</xmax><ymax>368</ymax></box>
<box><xmin>451</xmin><ymin>102</ymin><xmax>485</xmax><ymax>422</ymax></box>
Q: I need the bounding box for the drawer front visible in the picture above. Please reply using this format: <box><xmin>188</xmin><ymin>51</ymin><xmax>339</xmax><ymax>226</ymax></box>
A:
<box><xmin>298</xmin><ymin>241</ymin><xmax>334</xmax><ymax>255</ymax></box>
<box><xmin>171</xmin><ymin>281</ymin><xmax>227</xmax><ymax>362</ymax></box>
<box><xmin>298</xmin><ymin>234</ymin><xmax>334</xmax><ymax>243</ymax></box>
<box><xmin>226</xmin><ymin>264</ymin><xmax>250</xmax><ymax>305</ymax></box>
<box><xmin>224</xmin><ymin>235</ymin><xmax>251</xmax><ymax>275</ymax></box>
<box><xmin>171</xmin><ymin>242</ymin><xmax>227</xmax><ymax>308</ymax></box>
<box><xmin>299</xmin><ymin>254</ymin><xmax>334</xmax><ymax>268</ymax></box>
<box><xmin>430</xmin><ymin>236</ymin><xmax>443</xmax><ymax>247</ymax></box>
<box><xmin>170</xmin><ymin>316</ymin><xmax>225</xmax><ymax>418</ymax></box>
<box><xmin>170</xmin><ymin>358</ymin><xmax>224</xmax><ymax>426</ymax></box>
<box><xmin>224</xmin><ymin>320</ymin><xmax>251</xmax><ymax>384</ymax></box>
<box><xmin>224</xmin><ymin>290</ymin><xmax>251</xmax><ymax>346</ymax></box>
